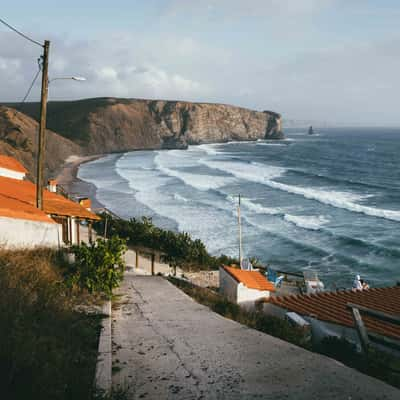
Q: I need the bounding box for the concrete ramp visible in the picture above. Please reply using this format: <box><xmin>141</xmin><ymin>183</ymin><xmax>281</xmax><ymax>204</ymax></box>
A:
<box><xmin>111</xmin><ymin>274</ymin><xmax>399</xmax><ymax>399</ymax></box>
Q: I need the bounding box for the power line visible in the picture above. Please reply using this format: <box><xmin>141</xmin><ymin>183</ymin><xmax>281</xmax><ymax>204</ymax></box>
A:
<box><xmin>13</xmin><ymin>58</ymin><xmax>42</xmax><ymax>116</ymax></box>
<box><xmin>0</xmin><ymin>17</ymin><xmax>43</xmax><ymax>47</ymax></box>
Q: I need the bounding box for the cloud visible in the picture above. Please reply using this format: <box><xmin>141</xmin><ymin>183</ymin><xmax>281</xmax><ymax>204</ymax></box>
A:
<box><xmin>0</xmin><ymin>32</ymin><xmax>213</xmax><ymax>102</ymax></box>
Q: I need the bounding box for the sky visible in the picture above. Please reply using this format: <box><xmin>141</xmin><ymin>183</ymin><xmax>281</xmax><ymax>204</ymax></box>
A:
<box><xmin>1</xmin><ymin>0</ymin><xmax>400</xmax><ymax>126</ymax></box>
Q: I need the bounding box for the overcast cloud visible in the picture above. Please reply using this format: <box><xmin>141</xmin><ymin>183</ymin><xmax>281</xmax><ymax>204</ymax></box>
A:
<box><xmin>1</xmin><ymin>0</ymin><xmax>400</xmax><ymax>125</ymax></box>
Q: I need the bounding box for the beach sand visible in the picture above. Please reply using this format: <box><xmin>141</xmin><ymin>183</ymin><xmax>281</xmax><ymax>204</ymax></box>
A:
<box><xmin>56</xmin><ymin>154</ymin><xmax>104</xmax><ymax>209</ymax></box>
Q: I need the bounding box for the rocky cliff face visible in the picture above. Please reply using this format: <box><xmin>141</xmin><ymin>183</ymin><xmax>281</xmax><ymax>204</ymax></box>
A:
<box><xmin>12</xmin><ymin>98</ymin><xmax>283</xmax><ymax>154</ymax></box>
<box><xmin>0</xmin><ymin>106</ymin><xmax>81</xmax><ymax>180</ymax></box>
<box><xmin>1</xmin><ymin>98</ymin><xmax>283</xmax><ymax>178</ymax></box>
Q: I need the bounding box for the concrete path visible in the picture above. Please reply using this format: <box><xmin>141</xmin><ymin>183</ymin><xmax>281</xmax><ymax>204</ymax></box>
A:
<box><xmin>111</xmin><ymin>274</ymin><xmax>399</xmax><ymax>399</ymax></box>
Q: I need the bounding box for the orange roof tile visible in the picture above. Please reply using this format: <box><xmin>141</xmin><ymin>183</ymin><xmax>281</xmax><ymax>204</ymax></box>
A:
<box><xmin>0</xmin><ymin>155</ymin><xmax>27</xmax><ymax>173</ymax></box>
<box><xmin>0</xmin><ymin>194</ymin><xmax>55</xmax><ymax>223</ymax></box>
<box><xmin>223</xmin><ymin>265</ymin><xmax>276</xmax><ymax>292</ymax></box>
<box><xmin>0</xmin><ymin>176</ymin><xmax>99</xmax><ymax>220</ymax></box>
<box><xmin>268</xmin><ymin>287</ymin><xmax>400</xmax><ymax>341</ymax></box>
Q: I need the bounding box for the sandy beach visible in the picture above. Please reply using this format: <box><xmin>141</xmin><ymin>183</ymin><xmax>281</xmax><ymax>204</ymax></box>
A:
<box><xmin>56</xmin><ymin>154</ymin><xmax>105</xmax><ymax>209</ymax></box>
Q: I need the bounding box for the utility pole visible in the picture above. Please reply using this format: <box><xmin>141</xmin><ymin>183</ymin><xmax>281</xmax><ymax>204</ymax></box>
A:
<box><xmin>238</xmin><ymin>193</ymin><xmax>243</xmax><ymax>267</ymax></box>
<box><xmin>36</xmin><ymin>40</ymin><xmax>50</xmax><ymax>209</ymax></box>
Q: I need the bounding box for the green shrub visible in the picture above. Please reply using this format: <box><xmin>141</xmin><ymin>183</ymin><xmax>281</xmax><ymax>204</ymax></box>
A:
<box><xmin>94</xmin><ymin>214</ymin><xmax>237</xmax><ymax>271</ymax></box>
<box><xmin>67</xmin><ymin>236</ymin><xmax>127</xmax><ymax>298</ymax></box>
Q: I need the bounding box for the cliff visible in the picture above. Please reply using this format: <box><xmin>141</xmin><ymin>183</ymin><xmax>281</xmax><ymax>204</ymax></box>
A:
<box><xmin>0</xmin><ymin>106</ymin><xmax>81</xmax><ymax>180</ymax></box>
<box><xmin>1</xmin><ymin>98</ymin><xmax>283</xmax><ymax>178</ymax></box>
<box><xmin>11</xmin><ymin>98</ymin><xmax>284</xmax><ymax>153</ymax></box>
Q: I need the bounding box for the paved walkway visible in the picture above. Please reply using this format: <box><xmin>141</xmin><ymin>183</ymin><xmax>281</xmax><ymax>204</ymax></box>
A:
<box><xmin>111</xmin><ymin>274</ymin><xmax>399</xmax><ymax>399</ymax></box>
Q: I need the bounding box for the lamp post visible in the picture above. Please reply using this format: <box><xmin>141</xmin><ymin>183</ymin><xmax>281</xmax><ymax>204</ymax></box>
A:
<box><xmin>35</xmin><ymin>47</ymin><xmax>86</xmax><ymax>209</ymax></box>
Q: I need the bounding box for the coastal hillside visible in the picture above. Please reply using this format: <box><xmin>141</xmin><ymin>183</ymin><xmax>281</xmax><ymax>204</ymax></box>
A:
<box><xmin>0</xmin><ymin>106</ymin><xmax>81</xmax><ymax>180</ymax></box>
<box><xmin>9</xmin><ymin>98</ymin><xmax>283</xmax><ymax>153</ymax></box>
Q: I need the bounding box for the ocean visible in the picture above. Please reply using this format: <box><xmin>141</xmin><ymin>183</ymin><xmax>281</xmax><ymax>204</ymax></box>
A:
<box><xmin>78</xmin><ymin>128</ymin><xmax>400</xmax><ymax>288</ymax></box>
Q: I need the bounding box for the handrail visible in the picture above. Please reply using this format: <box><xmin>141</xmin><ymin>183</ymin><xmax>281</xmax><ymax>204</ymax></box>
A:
<box><xmin>346</xmin><ymin>302</ymin><xmax>400</xmax><ymax>353</ymax></box>
<box><xmin>347</xmin><ymin>303</ymin><xmax>400</xmax><ymax>325</ymax></box>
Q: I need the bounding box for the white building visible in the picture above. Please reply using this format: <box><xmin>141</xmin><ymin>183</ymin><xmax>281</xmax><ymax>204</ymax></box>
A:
<box><xmin>219</xmin><ymin>265</ymin><xmax>276</xmax><ymax>310</ymax></box>
<box><xmin>0</xmin><ymin>155</ymin><xmax>99</xmax><ymax>248</ymax></box>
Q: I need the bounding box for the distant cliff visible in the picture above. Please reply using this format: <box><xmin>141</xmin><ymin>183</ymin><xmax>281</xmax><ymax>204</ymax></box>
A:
<box><xmin>11</xmin><ymin>98</ymin><xmax>284</xmax><ymax>153</ymax></box>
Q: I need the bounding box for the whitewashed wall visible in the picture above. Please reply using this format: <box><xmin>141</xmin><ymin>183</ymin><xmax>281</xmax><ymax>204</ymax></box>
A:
<box><xmin>219</xmin><ymin>267</ymin><xmax>238</xmax><ymax>303</ymax></box>
<box><xmin>237</xmin><ymin>283</ymin><xmax>271</xmax><ymax>310</ymax></box>
<box><xmin>0</xmin><ymin>216</ymin><xmax>61</xmax><ymax>248</ymax></box>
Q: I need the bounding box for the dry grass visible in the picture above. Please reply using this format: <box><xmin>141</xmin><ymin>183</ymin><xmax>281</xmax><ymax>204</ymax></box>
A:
<box><xmin>0</xmin><ymin>247</ymin><xmax>102</xmax><ymax>400</ymax></box>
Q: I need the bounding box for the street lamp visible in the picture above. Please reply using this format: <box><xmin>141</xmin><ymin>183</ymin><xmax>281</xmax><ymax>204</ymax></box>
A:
<box><xmin>49</xmin><ymin>76</ymin><xmax>86</xmax><ymax>83</ymax></box>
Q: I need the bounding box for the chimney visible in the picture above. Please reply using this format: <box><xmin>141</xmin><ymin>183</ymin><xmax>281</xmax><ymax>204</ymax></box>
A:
<box><xmin>47</xmin><ymin>179</ymin><xmax>57</xmax><ymax>193</ymax></box>
<box><xmin>79</xmin><ymin>198</ymin><xmax>92</xmax><ymax>211</ymax></box>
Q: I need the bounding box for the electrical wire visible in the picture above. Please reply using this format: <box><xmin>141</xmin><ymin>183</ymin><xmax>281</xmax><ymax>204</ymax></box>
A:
<box><xmin>0</xmin><ymin>17</ymin><xmax>43</xmax><ymax>47</ymax></box>
<box><xmin>13</xmin><ymin>60</ymin><xmax>42</xmax><ymax>117</ymax></box>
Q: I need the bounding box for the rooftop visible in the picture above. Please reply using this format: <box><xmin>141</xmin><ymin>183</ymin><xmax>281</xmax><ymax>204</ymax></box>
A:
<box><xmin>0</xmin><ymin>155</ymin><xmax>27</xmax><ymax>173</ymax></box>
<box><xmin>0</xmin><ymin>176</ymin><xmax>99</xmax><ymax>221</ymax></box>
<box><xmin>0</xmin><ymin>193</ymin><xmax>55</xmax><ymax>223</ymax></box>
<box><xmin>268</xmin><ymin>287</ymin><xmax>400</xmax><ymax>341</ymax></box>
<box><xmin>223</xmin><ymin>265</ymin><xmax>276</xmax><ymax>292</ymax></box>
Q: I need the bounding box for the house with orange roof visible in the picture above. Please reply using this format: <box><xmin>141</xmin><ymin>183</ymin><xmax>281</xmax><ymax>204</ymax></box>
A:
<box><xmin>263</xmin><ymin>287</ymin><xmax>400</xmax><ymax>352</ymax></box>
<box><xmin>0</xmin><ymin>155</ymin><xmax>99</xmax><ymax>248</ymax></box>
<box><xmin>219</xmin><ymin>265</ymin><xmax>276</xmax><ymax>309</ymax></box>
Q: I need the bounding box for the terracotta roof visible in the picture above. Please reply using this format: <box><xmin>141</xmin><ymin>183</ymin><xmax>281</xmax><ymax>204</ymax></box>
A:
<box><xmin>0</xmin><ymin>155</ymin><xmax>27</xmax><ymax>173</ymax></box>
<box><xmin>0</xmin><ymin>194</ymin><xmax>55</xmax><ymax>223</ymax></box>
<box><xmin>0</xmin><ymin>176</ymin><xmax>100</xmax><ymax>220</ymax></box>
<box><xmin>223</xmin><ymin>266</ymin><xmax>275</xmax><ymax>292</ymax></box>
<box><xmin>268</xmin><ymin>287</ymin><xmax>400</xmax><ymax>341</ymax></box>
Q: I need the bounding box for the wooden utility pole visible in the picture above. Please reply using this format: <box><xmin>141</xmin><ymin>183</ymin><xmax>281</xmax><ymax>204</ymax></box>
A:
<box><xmin>238</xmin><ymin>194</ymin><xmax>243</xmax><ymax>267</ymax></box>
<box><xmin>36</xmin><ymin>40</ymin><xmax>50</xmax><ymax>209</ymax></box>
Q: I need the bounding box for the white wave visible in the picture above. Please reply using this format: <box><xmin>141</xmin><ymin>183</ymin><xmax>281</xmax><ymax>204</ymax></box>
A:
<box><xmin>155</xmin><ymin>153</ymin><xmax>235</xmax><ymax>191</ymax></box>
<box><xmin>201</xmin><ymin>160</ymin><xmax>285</xmax><ymax>182</ymax></box>
<box><xmin>239</xmin><ymin>197</ymin><xmax>283</xmax><ymax>215</ymax></box>
<box><xmin>202</xmin><ymin>159</ymin><xmax>400</xmax><ymax>222</ymax></box>
<box><xmin>284</xmin><ymin>215</ymin><xmax>330</xmax><ymax>230</ymax></box>
<box><xmin>194</xmin><ymin>143</ymin><xmax>220</xmax><ymax>156</ymax></box>
<box><xmin>256</xmin><ymin>142</ymin><xmax>287</xmax><ymax>147</ymax></box>
<box><xmin>173</xmin><ymin>193</ymin><xmax>190</xmax><ymax>203</ymax></box>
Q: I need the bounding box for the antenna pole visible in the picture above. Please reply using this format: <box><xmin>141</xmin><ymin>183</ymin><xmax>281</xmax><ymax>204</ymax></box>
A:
<box><xmin>238</xmin><ymin>194</ymin><xmax>243</xmax><ymax>267</ymax></box>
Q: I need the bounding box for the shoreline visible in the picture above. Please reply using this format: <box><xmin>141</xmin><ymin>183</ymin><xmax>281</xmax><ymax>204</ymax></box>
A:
<box><xmin>56</xmin><ymin>154</ymin><xmax>106</xmax><ymax>210</ymax></box>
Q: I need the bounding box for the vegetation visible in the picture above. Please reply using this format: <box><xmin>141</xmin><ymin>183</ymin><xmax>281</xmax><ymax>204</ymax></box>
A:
<box><xmin>67</xmin><ymin>236</ymin><xmax>127</xmax><ymax>298</ymax></box>
<box><xmin>0</xmin><ymin>244</ymin><xmax>128</xmax><ymax>399</ymax></box>
<box><xmin>0</xmin><ymin>248</ymin><xmax>101</xmax><ymax>399</ymax></box>
<box><xmin>95</xmin><ymin>214</ymin><xmax>237</xmax><ymax>271</ymax></box>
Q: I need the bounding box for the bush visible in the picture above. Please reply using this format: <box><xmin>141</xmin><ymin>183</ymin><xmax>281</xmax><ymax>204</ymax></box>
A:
<box><xmin>67</xmin><ymin>236</ymin><xmax>127</xmax><ymax>298</ymax></box>
<box><xmin>94</xmin><ymin>214</ymin><xmax>237</xmax><ymax>271</ymax></box>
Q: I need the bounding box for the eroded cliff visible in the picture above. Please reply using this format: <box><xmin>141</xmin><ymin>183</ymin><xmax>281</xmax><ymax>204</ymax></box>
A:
<box><xmin>12</xmin><ymin>98</ymin><xmax>283</xmax><ymax>153</ymax></box>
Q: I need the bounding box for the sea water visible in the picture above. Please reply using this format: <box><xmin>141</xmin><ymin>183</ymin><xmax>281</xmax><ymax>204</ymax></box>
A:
<box><xmin>78</xmin><ymin>128</ymin><xmax>400</xmax><ymax>288</ymax></box>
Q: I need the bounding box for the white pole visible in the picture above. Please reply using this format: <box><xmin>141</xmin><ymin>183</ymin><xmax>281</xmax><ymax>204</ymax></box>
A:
<box><xmin>238</xmin><ymin>194</ymin><xmax>243</xmax><ymax>267</ymax></box>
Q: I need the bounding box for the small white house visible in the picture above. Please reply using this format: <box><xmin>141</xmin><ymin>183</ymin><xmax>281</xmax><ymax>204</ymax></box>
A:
<box><xmin>219</xmin><ymin>265</ymin><xmax>275</xmax><ymax>310</ymax></box>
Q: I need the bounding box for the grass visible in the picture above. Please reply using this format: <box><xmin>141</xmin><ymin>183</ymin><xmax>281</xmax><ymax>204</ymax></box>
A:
<box><xmin>169</xmin><ymin>276</ymin><xmax>400</xmax><ymax>389</ymax></box>
<box><xmin>0</xmin><ymin>247</ymin><xmax>105</xmax><ymax>400</ymax></box>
